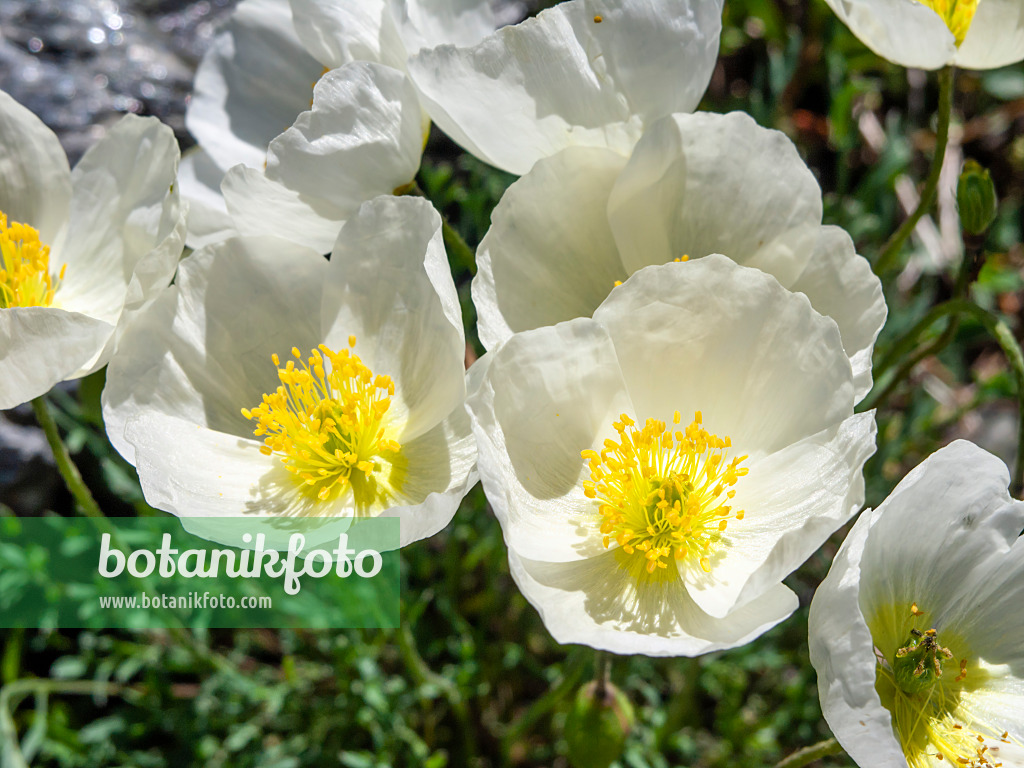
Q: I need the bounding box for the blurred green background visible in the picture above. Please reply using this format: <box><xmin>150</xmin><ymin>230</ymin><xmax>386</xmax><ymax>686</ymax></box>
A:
<box><xmin>2</xmin><ymin>0</ymin><xmax>1024</xmax><ymax>765</ymax></box>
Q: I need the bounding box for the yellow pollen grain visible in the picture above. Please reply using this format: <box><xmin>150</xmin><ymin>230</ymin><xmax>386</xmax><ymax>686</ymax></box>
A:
<box><xmin>593</xmin><ymin>14</ymin><xmax>603</xmax><ymax>22</ymax></box>
<box><xmin>916</xmin><ymin>0</ymin><xmax>979</xmax><ymax>45</ymax></box>
<box><xmin>242</xmin><ymin>339</ymin><xmax>402</xmax><ymax>505</ymax></box>
<box><xmin>0</xmin><ymin>211</ymin><xmax>63</xmax><ymax>309</ymax></box>
<box><xmin>581</xmin><ymin>411</ymin><xmax>748</xmax><ymax>582</ymax></box>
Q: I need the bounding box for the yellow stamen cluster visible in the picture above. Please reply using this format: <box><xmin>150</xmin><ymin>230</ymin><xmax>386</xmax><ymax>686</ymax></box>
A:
<box><xmin>918</xmin><ymin>0</ymin><xmax>979</xmax><ymax>45</ymax></box>
<box><xmin>0</xmin><ymin>211</ymin><xmax>64</xmax><ymax>309</ymax></box>
<box><xmin>581</xmin><ymin>411</ymin><xmax>748</xmax><ymax>581</ymax></box>
<box><xmin>242</xmin><ymin>338</ymin><xmax>402</xmax><ymax>504</ymax></box>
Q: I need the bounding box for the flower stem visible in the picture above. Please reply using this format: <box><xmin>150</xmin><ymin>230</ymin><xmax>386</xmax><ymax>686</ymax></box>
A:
<box><xmin>773</xmin><ymin>737</ymin><xmax>844</xmax><ymax>768</ymax></box>
<box><xmin>30</xmin><ymin>395</ymin><xmax>104</xmax><ymax>519</ymax></box>
<box><xmin>395</xmin><ymin>620</ymin><xmax>477</xmax><ymax>761</ymax></box>
<box><xmin>593</xmin><ymin>650</ymin><xmax>611</xmax><ymax>700</ymax></box>
<box><xmin>875</xmin><ymin>66</ymin><xmax>955</xmax><ymax>275</ymax></box>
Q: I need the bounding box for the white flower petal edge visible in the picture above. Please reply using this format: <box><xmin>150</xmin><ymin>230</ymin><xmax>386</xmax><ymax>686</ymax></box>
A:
<box><xmin>809</xmin><ymin>440</ymin><xmax>1024</xmax><ymax>768</ymax></box>
<box><xmin>955</xmin><ymin>0</ymin><xmax>1024</xmax><ymax>69</ymax></box>
<box><xmin>103</xmin><ymin>196</ymin><xmax>475</xmax><ymax>547</ymax></box>
<box><xmin>181</xmin><ymin>0</ymin><xmax>324</xmax><ymax>246</ymax></box>
<box><xmin>0</xmin><ymin>92</ymin><xmax>184</xmax><ymax>409</ymax></box>
<box><xmin>469</xmin><ymin>256</ymin><xmax>874</xmax><ymax>655</ymax></box>
<box><xmin>819</xmin><ymin>0</ymin><xmax>956</xmax><ymax>69</ymax></box>
<box><xmin>408</xmin><ymin>0</ymin><xmax>724</xmax><ymax>175</ymax></box>
<box><xmin>222</xmin><ymin>62</ymin><xmax>424</xmax><ymax>253</ymax></box>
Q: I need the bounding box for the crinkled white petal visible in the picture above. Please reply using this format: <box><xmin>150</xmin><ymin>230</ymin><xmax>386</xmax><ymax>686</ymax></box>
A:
<box><xmin>397</xmin><ymin>0</ymin><xmax>496</xmax><ymax>51</ymax></box>
<box><xmin>790</xmin><ymin>226</ymin><xmax>886</xmax><ymax>402</ymax></box>
<box><xmin>683</xmin><ymin>412</ymin><xmax>875</xmax><ymax>619</ymax></box>
<box><xmin>809</xmin><ymin>506</ymin><xmax>909</xmax><ymax>768</ymax></box>
<box><xmin>187</xmin><ymin>0</ymin><xmax>324</xmax><ymax>174</ymax></box>
<box><xmin>510</xmin><ymin>549</ymin><xmax>798</xmax><ymax>656</ymax></box>
<box><xmin>178</xmin><ymin>147</ymin><xmax>238</xmax><ymax>249</ymax></box>
<box><xmin>290</xmin><ymin>0</ymin><xmax>408</xmax><ymax>70</ymax></box>
<box><xmin>408</xmin><ymin>0</ymin><xmax>724</xmax><ymax>174</ymax></box>
<box><xmin>820</xmin><ymin>0</ymin><xmax>957</xmax><ymax>69</ymax></box>
<box><xmin>320</xmin><ymin>195</ymin><xmax>465</xmax><ymax>442</ymax></box>
<box><xmin>0</xmin><ymin>89</ymin><xmax>71</xmax><ymax>245</ymax></box>
<box><xmin>955</xmin><ymin>0</ymin><xmax>1024</xmax><ymax>69</ymax></box>
<box><xmin>221</xmin><ymin>165</ymin><xmax>348</xmax><ymax>254</ymax></box>
<box><xmin>0</xmin><ymin>308</ymin><xmax>113</xmax><ymax>409</ymax></box>
<box><xmin>857</xmin><ymin>440</ymin><xmax>1024</xmax><ymax>659</ymax></box>
<box><xmin>265</xmin><ymin>62</ymin><xmax>423</xmax><ymax>215</ymax></box>
<box><xmin>56</xmin><ymin>115</ymin><xmax>184</xmax><ymax>329</ymax></box>
<box><xmin>467</xmin><ymin>320</ymin><xmax>634</xmax><ymax>564</ymax></box>
<box><xmin>473</xmin><ymin>146</ymin><xmax>628</xmax><ymax>350</ymax></box>
<box><xmin>593</xmin><ymin>257</ymin><xmax>855</xmax><ymax>456</ymax></box>
<box><xmin>607</xmin><ymin>111</ymin><xmax>822</xmax><ymax>288</ymax></box>
<box><xmin>102</xmin><ymin>236</ymin><xmax>326</xmax><ymax>463</ymax></box>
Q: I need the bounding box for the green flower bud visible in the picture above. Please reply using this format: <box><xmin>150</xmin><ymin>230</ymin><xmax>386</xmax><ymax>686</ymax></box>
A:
<box><xmin>893</xmin><ymin>628</ymin><xmax>953</xmax><ymax>695</ymax></box>
<box><xmin>957</xmin><ymin>160</ymin><xmax>998</xmax><ymax>236</ymax></box>
<box><xmin>564</xmin><ymin>681</ymin><xmax>635</xmax><ymax>768</ymax></box>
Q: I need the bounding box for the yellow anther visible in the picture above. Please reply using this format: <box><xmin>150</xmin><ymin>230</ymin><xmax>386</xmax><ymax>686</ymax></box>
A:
<box><xmin>0</xmin><ymin>211</ymin><xmax>63</xmax><ymax>309</ymax></box>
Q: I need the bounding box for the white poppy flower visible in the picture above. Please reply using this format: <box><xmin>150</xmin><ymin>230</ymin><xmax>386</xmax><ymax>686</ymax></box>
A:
<box><xmin>809</xmin><ymin>440</ymin><xmax>1024</xmax><ymax>768</ymax></box>
<box><xmin>102</xmin><ymin>195</ymin><xmax>476</xmax><ymax>547</ymax></box>
<box><xmin>467</xmin><ymin>255</ymin><xmax>876</xmax><ymax>656</ymax></box>
<box><xmin>821</xmin><ymin>0</ymin><xmax>1024</xmax><ymax>70</ymax></box>
<box><xmin>408</xmin><ymin>0</ymin><xmax>725</xmax><ymax>175</ymax></box>
<box><xmin>0</xmin><ymin>90</ymin><xmax>186</xmax><ymax>410</ymax></box>
<box><xmin>473</xmin><ymin>110</ymin><xmax>886</xmax><ymax>401</ymax></box>
<box><xmin>181</xmin><ymin>0</ymin><xmax>495</xmax><ymax>248</ymax></box>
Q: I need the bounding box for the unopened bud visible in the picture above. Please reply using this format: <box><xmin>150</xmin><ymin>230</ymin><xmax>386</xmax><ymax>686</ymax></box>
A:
<box><xmin>564</xmin><ymin>681</ymin><xmax>635</xmax><ymax>768</ymax></box>
<box><xmin>957</xmin><ymin>160</ymin><xmax>998</xmax><ymax>236</ymax></box>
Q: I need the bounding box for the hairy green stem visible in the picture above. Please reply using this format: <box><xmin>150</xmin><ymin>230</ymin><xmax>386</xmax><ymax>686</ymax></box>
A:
<box><xmin>31</xmin><ymin>396</ymin><xmax>104</xmax><ymax>519</ymax></box>
<box><xmin>773</xmin><ymin>737</ymin><xmax>844</xmax><ymax>768</ymax></box>
<box><xmin>395</xmin><ymin>621</ymin><xmax>477</xmax><ymax>761</ymax></box>
<box><xmin>875</xmin><ymin>66</ymin><xmax>955</xmax><ymax>275</ymax></box>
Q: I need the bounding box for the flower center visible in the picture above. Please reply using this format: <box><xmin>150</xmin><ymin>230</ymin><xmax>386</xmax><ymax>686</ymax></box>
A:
<box><xmin>242</xmin><ymin>337</ymin><xmax>403</xmax><ymax>507</ymax></box>
<box><xmin>876</xmin><ymin>612</ymin><xmax>1016</xmax><ymax>768</ymax></box>
<box><xmin>0</xmin><ymin>211</ymin><xmax>64</xmax><ymax>309</ymax></box>
<box><xmin>918</xmin><ymin>0</ymin><xmax>979</xmax><ymax>45</ymax></box>
<box><xmin>582</xmin><ymin>411</ymin><xmax>748</xmax><ymax>582</ymax></box>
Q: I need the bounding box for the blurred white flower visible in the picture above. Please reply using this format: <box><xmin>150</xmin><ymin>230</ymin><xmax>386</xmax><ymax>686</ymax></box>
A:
<box><xmin>180</xmin><ymin>0</ymin><xmax>495</xmax><ymax>248</ymax></box>
<box><xmin>810</xmin><ymin>440</ymin><xmax>1024</xmax><ymax>768</ymax></box>
<box><xmin>0</xmin><ymin>90</ymin><xmax>186</xmax><ymax>410</ymax></box>
<box><xmin>821</xmin><ymin>0</ymin><xmax>1024</xmax><ymax>69</ymax></box>
<box><xmin>102</xmin><ymin>196</ymin><xmax>475</xmax><ymax>547</ymax></box>
<box><xmin>409</xmin><ymin>0</ymin><xmax>725</xmax><ymax>175</ymax></box>
<box><xmin>468</xmin><ymin>256</ymin><xmax>876</xmax><ymax>656</ymax></box>
<box><xmin>473</xmin><ymin>111</ymin><xmax>886</xmax><ymax>400</ymax></box>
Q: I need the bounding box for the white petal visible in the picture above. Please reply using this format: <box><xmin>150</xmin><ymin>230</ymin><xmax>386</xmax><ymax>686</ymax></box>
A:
<box><xmin>808</xmin><ymin>507</ymin><xmax>910</xmax><ymax>768</ymax></box>
<box><xmin>0</xmin><ymin>308</ymin><xmax>113</xmax><ymax>409</ymax></box>
<box><xmin>510</xmin><ymin>549</ymin><xmax>797</xmax><ymax>656</ymax></box>
<box><xmin>592</xmin><ymin>256</ymin><xmax>855</xmax><ymax>456</ymax></box>
<box><xmin>955</xmin><ymin>0</ymin><xmax>1024</xmax><ymax>69</ymax></box>
<box><xmin>187</xmin><ymin>0</ymin><xmax>324</xmax><ymax>173</ymax></box>
<box><xmin>856</xmin><ymin>440</ymin><xmax>1024</xmax><ymax>659</ymax></box>
<box><xmin>408</xmin><ymin>0</ymin><xmax>724</xmax><ymax>174</ymax></box>
<box><xmin>473</xmin><ymin>146</ymin><xmax>628</xmax><ymax>350</ymax></box>
<box><xmin>607</xmin><ymin>111</ymin><xmax>822</xmax><ymax>288</ymax></box>
<box><xmin>378</xmin><ymin>389</ymin><xmax>478</xmax><ymax>546</ymax></box>
<box><xmin>820</xmin><ymin>0</ymin><xmax>956</xmax><ymax>69</ymax></box>
<box><xmin>289</xmin><ymin>0</ymin><xmax>407</xmax><ymax>70</ymax></box>
<box><xmin>177</xmin><ymin>147</ymin><xmax>238</xmax><ymax>249</ymax></box>
<box><xmin>222</xmin><ymin>165</ymin><xmax>349</xmax><ymax>253</ymax></box>
<box><xmin>265</xmin><ymin>63</ymin><xmax>423</xmax><ymax>217</ymax></box>
<box><xmin>321</xmin><ymin>195</ymin><xmax>465</xmax><ymax>441</ymax></box>
<box><xmin>789</xmin><ymin>226</ymin><xmax>886</xmax><ymax>402</ymax></box>
<box><xmin>56</xmin><ymin>115</ymin><xmax>184</xmax><ymax>327</ymax></box>
<box><xmin>397</xmin><ymin>0</ymin><xmax>497</xmax><ymax>51</ymax></box>
<box><xmin>683</xmin><ymin>412</ymin><xmax>876</xmax><ymax>619</ymax></box>
<box><xmin>467</xmin><ymin>319</ymin><xmax>633</xmax><ymax>564</ymax></box>
<box><xmin>102</xmin><ymin>236</ymin><xmax>327</xmax><ymax>463</ymax></box>
<box><xmin>0</xmin><ymin>89</ymin><xmax>71</xmax><ymax>246</ymax></box>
